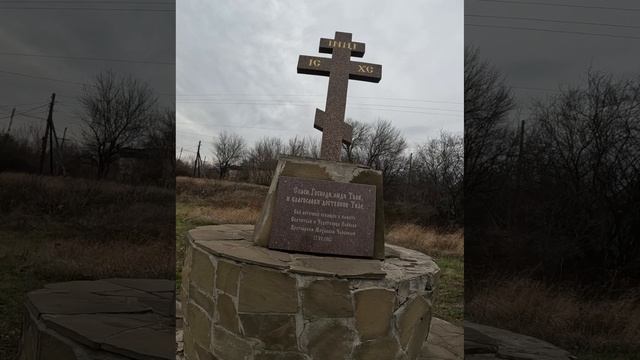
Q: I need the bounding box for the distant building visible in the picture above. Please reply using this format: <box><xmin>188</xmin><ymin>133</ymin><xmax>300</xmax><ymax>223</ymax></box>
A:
<box><xmin>113</xmin><ymin>147</ymin><xmax>173</xmax><ymax>185</ymax></box>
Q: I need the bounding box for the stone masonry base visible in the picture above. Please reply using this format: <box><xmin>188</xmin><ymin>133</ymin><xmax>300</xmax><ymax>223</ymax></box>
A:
<box><xmin>181</xmin><ymin>224</ymin><xmax>440</xmax><ymax>360</ymax></box>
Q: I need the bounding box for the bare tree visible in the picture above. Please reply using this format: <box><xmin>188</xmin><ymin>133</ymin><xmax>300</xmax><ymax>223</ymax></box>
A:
<box><xmin>212</xmin><ymin>130</ymin><xmax>246</xmax><ymax>179</ymax></box>
<box><xmin>415</xmin><ymin>132</ymin><xmax>464</xmax><ymax>225</ymax></box>
<box><xmin>80</xmin><ymin>70</ymin><xmax>157</xmax><ymax>178</ymax></box>
<box><xmin>464</xmin><ymin>46</ymin><xmax>515</xmax><ymax>195</ymax></box>
<box><xmin>306</xmin><ymin>136</ymin><xmax>320</xmax><ymax>159</ymax></box>
<box><xmin>530</xmin><ymin>70</ymin><xmax>640</xmax><ymax>270</ymax></box>
<box><xmin>144</xmin><ymin>108</ymin><xmax>175</xmax><ymax>184</ymax></box>
<box><xmin>342</xmin><ymin>118</ymin><xmax>369</xmax><ymax>163</ymax></box>
<box><xmin>362</xmin><ymin>119</ymin><xmax>407</xmax><ymax>182</ymax></box>
<box><xmin>246</xmin><ymin>137</ymin><xmax>283</xmax><ymax>184</ymax></box>
<box><xmin>287</xmin><ymin>136</ymin><xmax>307</xmax><ymax>157</ymax></box>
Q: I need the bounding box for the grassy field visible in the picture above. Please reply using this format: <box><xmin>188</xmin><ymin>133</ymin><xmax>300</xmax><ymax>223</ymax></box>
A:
<box><xmin>175</xmin><ymin>176</ymin><xmax>464</xmax><ymax>326</ymax></box>
<box><xmin>0</xmin><ymin>172</ymin><xmax>174</xmax><ymax>359</ymax></box>
<box><xmin>466</xmin><ymin>276</ymin><xmax>640</xmax><ymax>359</ymax></box>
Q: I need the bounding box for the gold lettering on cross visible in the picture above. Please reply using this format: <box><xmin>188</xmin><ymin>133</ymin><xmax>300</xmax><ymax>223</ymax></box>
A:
<box><xmin>358</xmin><ymin>65</ymin><xmax>374</xmax><ymax>73</ymax></box>
<box><xmin>309</xmin><ymin>58</ymin><xmax>321</xmax><ymax>67</ymax></box>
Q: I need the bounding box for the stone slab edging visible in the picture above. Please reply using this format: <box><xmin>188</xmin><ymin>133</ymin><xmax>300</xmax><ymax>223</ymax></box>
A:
<box><xmin>187</xmin><ymin>224</ymin><xmax>439</xmax><ymax>281</ymax></box>
<box><xmin>18</xmin><ymin>279</ymin><xmax>175</xmax><ymax>360</ymax></box>
<box><xmin>464</xmin><ymin>321</ymin><xmax>576</xmax><ymax>360</ymax></box>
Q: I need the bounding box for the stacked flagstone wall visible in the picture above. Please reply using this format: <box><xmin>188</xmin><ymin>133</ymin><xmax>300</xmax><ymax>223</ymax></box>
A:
<box><xmin>181</xmin><ymin>224</ymin><xmax>439</xmax><ymax>360</ymax></box>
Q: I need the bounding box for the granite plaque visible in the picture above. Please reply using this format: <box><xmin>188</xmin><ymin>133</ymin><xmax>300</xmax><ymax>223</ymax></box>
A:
<box><xmin>268</xmin><ymin>176</ymin><xmax>376</xmax><ymax>257</ymax></box>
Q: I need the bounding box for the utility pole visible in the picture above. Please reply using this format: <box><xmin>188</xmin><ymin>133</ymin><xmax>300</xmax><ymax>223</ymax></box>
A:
<box><xmin>404</xmin><ymin>152</ymin><xmax>413</xmax><ymax>202</ymax></box>
<box><xmin>39</xmin><ymin>93</ymin><xmax>55</xmax><ymax>174</ymax></box>
<box><xmin>60</xmin><ymin>127</ymin><xmax>68</xmax><ymax>148</ymax></box>
<box><xmin>178</xmin><ymin>147</ymin><xmax>183</xmax><ymax>161</ymax></box>
<box><xmin>5</xmin><ymin>108</ymin><xmax>15</xmax><ymax>134</ymax></box>
<box><xmin>192</xmin><ymin>141</ymin><xmax>202</xmax><ymax>178</ymax></box>
<box><xmin>58</xmin><ymin>127</ymin><xmax>68</xmax><ymax>176</ymax></box>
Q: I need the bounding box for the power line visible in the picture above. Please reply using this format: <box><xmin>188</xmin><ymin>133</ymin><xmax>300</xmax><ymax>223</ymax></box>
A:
<box><xmin>178</xmin><ymin>102</ymin><xmax>462</xmax><ymax>117</ymax></box>
<box><xmin>178</xmin><ymin>100</ymin><xmax>462</xmax><ymax>113</ymax></box>
<box><xmin>465</xmin><ymin>14</ymin><xmax>640</xmax><ymax>30</ymax></box>
<box><xmin>177</xmin><ymin>93</ymin><xmax>462</xmax><ymax>105</ymax></box>
<box><xmin>0</xmin><ymin>6</ymin><xmax>174</xmax><ymax>12</ymax></box>
<box><xmin>0</xmin><ymin>1</ymin><xmax>173</xmax><ymax>3</ymax></box>
<box><xmin>0</xmin><ymin>51</ymin><xmax>174</xmax><ymax>65</ymax></box>
<box><xmin>0</xmin><ymin>70</ymin><xmax>175</xmax><ymax>97</ymax></box>
<box><xmin>0</xmin><ymin>69</ymin><xmax>87</xmax><ymax>86</ymax></box>
<box><xmin>478</xmin><ymin>0</ymin><xmax>640</xmax><ymax>13</ymax></box>
<box><xmin>465</xmin><ymin>23</ymin><xmax>640</xmax><ymax>41</ymax></box>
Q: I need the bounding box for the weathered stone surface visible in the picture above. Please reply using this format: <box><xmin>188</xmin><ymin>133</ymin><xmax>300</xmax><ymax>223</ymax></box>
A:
<box><xmin>464</xmin><ymin>322</ymin><xmax>575</xmax><ymax>360</ymax></box>
<box><xmin>216</xmin><ymin>260</ymin><xmax>241</xmax><ymax>295</ymax></box>
<box><xmin>421</xmin><ymin>317</ymin><xmax>464</xmax><ymax>360</ymax></box>
<box><xmin>105</xmin><ymin>278</ymin><xmax>174</xmax><ymax>293</ymax></box>
<box><xmin>354</xmin><ymin>288</ymin><xmax>395</xmax><ymax>340</ymax></box>
<box><xmin>239</xmin><ymin>314</ymin><xmax>297</xmax><ymax>350</ymax></box>
<box><xmin>195</xmin><ymin>342</ymin><xmax>218</xmax><ymax>360</ymax></box>
<box><xmin>212</xmin><ymin>326</ymin><xmax>253</xmax><ymax>360</ymax></box>
<box><xmin>38</xmin><ymin>329</ymin><xmax>79</xmax><ymax>359</ymax></box>
<box><xmin>254</xmin><ymin>351</ymin><xmax>309</xmax><ymax>360</ymax></box>
<box><xmin>44</xmin><ymin>280</ymin><xmax>128</xmax><ymax>293</ymax></box>
<box><xmin>190</xmin><ymin>249</ymin><xmax>215</xmax><ymax>296</ymax></box>
<box><xmin>27</xmin><ymin>290</ymin><xmax>151</xmax><ymax>316</ymax></box>
<box><xmin>187</xmin><ymin>302</ymin><xmax>211</xmax><ymax>349</ymax></box>
<box><xmin>189</xmin><ymin>284</ymin><xmax>215</xmax><ymax>315</ymax></box>
<box><xmin>407</xmin><ymin>309</ymin><xmax>432</xmax><ymax>359</ymax></box>
<box><xmin>252</xmin><ymin>156</ymin><xmax>386</xmax><ymax>259</ymax></box>
<box><xmin>353</xmin><ymin>337</ymin><xmax>400</xmax><ymax>360</ymax></box>
<box><xmin>181</xmin><ymin>245</ymin><xmax>194</xmax><ymax>306</ymax></box>
<box><xmin>102</xmin><ymin>326</ymin><xmax>174</xmax><ymax>360</ymax></box>
<box><xmin>305</xmin><ymin>319</ymin><xmax>357</xmax><ymax>360</ymax></box>
<box><xmin>21</xmin><ymin>279</ymin><xmax>176</xmax><ymax>360</ymax></box>
<box><xmin>197</xmin><ymin>240</ymin><xmax>290</xmax><ymax>270</ymax></box>
<box><xmin>302</xmin><ymin>280</ymin><xmax>353</xmax><ymax>319</ymax></box>
<box><xmin>238</xmin><ymin>265</ymin><xmax>297</xmax><ymax>313</ymax></box>
<box><xmin>183</xmin><ymin>324</ymin><xmax>196</xmax><ymax>360</ymax></box>
<box><xmin>41</xmin><ymin>313</ymin><xmax>159</xmax><ymax>348</ymax></box>
<box><xmin>290</xmin><ymin>256</ymin><xmax>385</xmax><ymax>279</ymax></box>
<box><xmin>396</xmin><ymin>295</ymin><xmax>432</xmax><ymax>351</ymax></box>
<box><xmin>217</xmin><ymin>293</ymin><xmax>239</xmax><ymax>334</ymax></box>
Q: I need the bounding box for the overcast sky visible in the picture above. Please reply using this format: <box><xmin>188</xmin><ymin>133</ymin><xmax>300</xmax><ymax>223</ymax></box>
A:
<box><xmin>0</xmin><ymin>1</ymin><xmax>175</xmax><ymax>144</ymax></box>
<box><xmin>465</xmin><ymin>0</ymin><xmax>640</xmax><ymax>120</ymax></box>
<box><xmin>177</xmin><ymin>0</ymin><xmax>463</xmax><ymax>160</ymax></box>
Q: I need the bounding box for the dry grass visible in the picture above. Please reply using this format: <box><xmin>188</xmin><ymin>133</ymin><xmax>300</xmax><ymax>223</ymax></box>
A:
<box><xmin>0</xmin><ymin>172</ymin><xmax>174</xmax><ymax>359</ymax></box>
<box><xmin>386</xmin><ymin>223</ymin><xmax>464</xmax><ymax>257</ymax></box>
<box><xmin>0</xmin><ymin>172</ymin><xmax>174</xmax><ymax>242</ymax></box>
<box><xmin>176</xmin><ymin>176</ymin><xmax>267</xmax><ymax>209</ymax></box>
<box><xmin>466</xmin><ymin>276</ymin><xmax>640</xmax><ymax>355</ymax></box>
<box><xmin>179</xmin><ymin>205</ymin><xmax>259</xmax><ymax>225</ymax></box>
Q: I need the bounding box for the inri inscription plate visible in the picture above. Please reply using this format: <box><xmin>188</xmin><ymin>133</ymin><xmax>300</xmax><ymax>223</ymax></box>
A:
<box><xmin>268</xmin><ymin>176</ymin><xmax>376</xmax><ymax>257</ymax></box>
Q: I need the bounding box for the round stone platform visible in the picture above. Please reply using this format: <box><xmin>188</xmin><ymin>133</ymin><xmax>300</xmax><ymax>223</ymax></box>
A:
<box><xmin>181</xmin><ymin>224</ymin><xmax>440</xmax><ymax>360</ymax></box>
<box><xmin>18</xmin><ymin>278</ymin><xmax>175</xmax><ymax>360</ymax></box>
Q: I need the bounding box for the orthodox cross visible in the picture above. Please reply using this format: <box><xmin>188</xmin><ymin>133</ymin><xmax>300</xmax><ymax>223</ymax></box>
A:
<box><xmin>297</xmin><ymin>31</ymin><xmax>382</xmax><ymax>161</ymax></box>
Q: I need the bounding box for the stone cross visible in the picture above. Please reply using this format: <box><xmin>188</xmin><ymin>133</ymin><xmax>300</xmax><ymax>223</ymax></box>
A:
<box><xmin>297</xmin><ymin>31</ymin><xmax>382</xmax><ymax>161</ymax></box>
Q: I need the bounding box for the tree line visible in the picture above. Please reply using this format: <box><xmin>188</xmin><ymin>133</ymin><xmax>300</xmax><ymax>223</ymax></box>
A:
<box><xmin>0</xmin><ymin>70</ymin><xmax>175</xmax><ymax>186</ymax></box>
<box><xmin>177</xmin><ymin>120</ymin><xmax>463</xmax><ymax>229</ymax></box>
<box><xmin>465</xmin><ymin>46</ymin><xmax>640</xmax><ymax>284</ymax></box>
